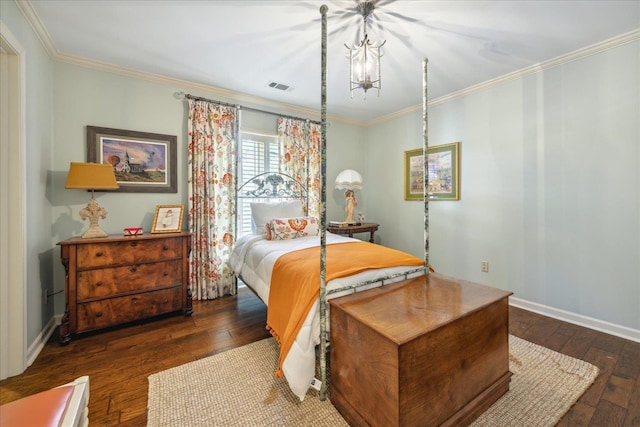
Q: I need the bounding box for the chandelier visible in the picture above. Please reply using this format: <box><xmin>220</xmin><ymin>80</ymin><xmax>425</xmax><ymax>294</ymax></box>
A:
<box><xmin>345</xmin><ymin>1</ymin><xmax>386</xmax><ymax>99</ymax></box>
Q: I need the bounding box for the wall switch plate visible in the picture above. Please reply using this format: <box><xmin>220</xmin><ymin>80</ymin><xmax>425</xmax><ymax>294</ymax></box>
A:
<box><xmin>481</xmin><ymin>261</ymin><xmax>489</xmax><ymax>273</ymax></box>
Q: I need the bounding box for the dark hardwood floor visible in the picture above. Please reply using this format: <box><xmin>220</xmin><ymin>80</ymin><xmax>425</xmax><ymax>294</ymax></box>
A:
<box><xmin>1</xmin><ymin>287</ymin><xmax>638</xmax><ymax>426</ymax></box>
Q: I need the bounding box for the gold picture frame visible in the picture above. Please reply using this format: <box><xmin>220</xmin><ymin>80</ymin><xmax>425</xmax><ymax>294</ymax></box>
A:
<box><xmin>151</xmin><ymin>205</ymin><xmax>184</xmax><ymax>234</ymax></box>
<box><xmin>404</xmin><ymin>142</ymin><xmax>460</xmax><ymax>201</ymax></box>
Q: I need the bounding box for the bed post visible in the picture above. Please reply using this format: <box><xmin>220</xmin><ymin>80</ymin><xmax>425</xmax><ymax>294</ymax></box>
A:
<box><xmin>422</xmin><ymin>58</ymin><xmax>430</xmax><ymax>272</ymax></box>
<box><xmin>319</xmin><ymin>3</ymin><xmax>329</xmax><ymax>401</ymax></box>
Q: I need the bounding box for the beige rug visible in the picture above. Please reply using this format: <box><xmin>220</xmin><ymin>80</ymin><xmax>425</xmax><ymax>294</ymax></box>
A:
<box><xmin>147</xmin><ymin>335</ymin><xmax>598</xmax><ymax>427</ymax></box>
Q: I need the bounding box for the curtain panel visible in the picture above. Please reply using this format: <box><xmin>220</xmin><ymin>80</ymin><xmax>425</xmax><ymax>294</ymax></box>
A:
<box><xmin>187</xmin><ymin>100</ymin><xmax>238</xmax><ymax>299</ymax></box>
<box><xmin>277</xmin><ymin>118</ymin><xmax>321</xmax><ymax>218</ymax></box>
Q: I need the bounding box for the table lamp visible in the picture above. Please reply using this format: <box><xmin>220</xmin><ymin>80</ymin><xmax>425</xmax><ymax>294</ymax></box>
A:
<box><xmin>65</xmin><ymin>162</ymin><xmax>119</xmax><ymax>239</ymax></box>
<box><xmin>335</xmin><ymin>169</ymin><xmax>363</xmax><ymax>223</ymax></box>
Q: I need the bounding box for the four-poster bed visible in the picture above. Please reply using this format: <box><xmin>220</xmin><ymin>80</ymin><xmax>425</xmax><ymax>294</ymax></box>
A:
<box><xmin>228</xmin><ymin>4</ymin><xmax>432</xmax><ymax>401</ymax></box>
<box><xmin>227</xmin><ymin>4</ymin><xmax>511</xmax><ymax>423</ymax></box>
<box><xmin>228</xmin><ymin>3</ymin><xmax>432</xmax><ymax>402</ymax></box>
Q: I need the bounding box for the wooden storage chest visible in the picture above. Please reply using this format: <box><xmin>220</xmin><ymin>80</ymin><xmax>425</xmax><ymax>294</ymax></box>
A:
<box><xmin>329</xmin><ymin>273</ymin><xmax>512</xmax><ymax>427</ymax></box>
<box><xmin>58</xmin><ymin>232</ymin><xmax>192</xmax><ymax>344</ymax></box>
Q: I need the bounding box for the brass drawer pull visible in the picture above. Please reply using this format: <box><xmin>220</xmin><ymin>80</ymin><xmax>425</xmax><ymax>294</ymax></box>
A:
<box><xmin>130</xmin><ymin>267</ymin><xmax>138</xmax><ymax>273</ymax></box>
<box><xmin>163</xmin><ymin>272</ymin><xmax>169</xmax><ymax>276</ymax></box>
<box><xmin>162</xmin><ymin>245</ymin><xmax>169</xmax><ymax>251</ymax></box>
<box><xmin>95</xmin><ymin>252</ymin><xmax>103</xmax><ymax>257</ymax></box>
<box><xmin>163</xmin><ymin>299</ymin><xmax>168</xmax><ymax>304</ymax></box>
<box><xmin>131</xmin><ymin>297</ymin><xmax>138</xmax><ymax>302</ymax></box>
<box><xmin>96</xmin><ymin>312</ymin><xmax>103</xmax><ymax>317</ymax></box>
<box><xmin>95</xmin><ymin>281</ymin><xmax>103</xmax><ymax>287</ymax></box>
<box><xmin>130</xmin><ymin>241</ymin><xmax>138</xmax><ymax>247</ymax></box>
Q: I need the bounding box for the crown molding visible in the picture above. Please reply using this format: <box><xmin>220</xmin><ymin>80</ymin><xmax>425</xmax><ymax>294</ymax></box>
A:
<box><xmin>55</xmin><ymin>50</ymin><xmax>359</xmax><ymax>125</ymax></box>
<box><xmin>429</xmin><ymin>28</ymin><xmax>640</xmax><ymax>108</ymax></box>
<box><xmin>15</xmin><ymin>0</ymin><xmax>58</xmax><ymax>57</ymax></box>
<box><xmin>17</xmin><ymin>0</ymin><xmax>638</xmax><ymax>128</ymax></box>
<box><xmin>367</xmin><ymin>28</ymin><xmax>640</xmax><ymax>126</ymax></box>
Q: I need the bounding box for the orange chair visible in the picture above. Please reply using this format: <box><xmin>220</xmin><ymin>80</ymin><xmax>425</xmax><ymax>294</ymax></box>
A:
<box><xmin>0</xmin><ymin>376</ymin><xmax>89</xmax><ymax>427</ymax></box>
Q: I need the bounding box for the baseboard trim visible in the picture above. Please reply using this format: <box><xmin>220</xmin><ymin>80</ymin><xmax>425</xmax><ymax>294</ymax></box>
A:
<box><xmin>510</xmin><ymin>297</ymin><xmax>639</xmax><ymax>343</ymax></box>
<box><xmin>26</xmin><ymin>314</ymin><xmax>62</xmax><ymax>367</ymax></box>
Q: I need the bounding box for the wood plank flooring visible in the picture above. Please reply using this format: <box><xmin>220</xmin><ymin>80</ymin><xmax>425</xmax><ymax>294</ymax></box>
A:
<box><xmin>1</xmin><ymin>287</ymin><xmax>638</xmax><ymax>426</ymax></box>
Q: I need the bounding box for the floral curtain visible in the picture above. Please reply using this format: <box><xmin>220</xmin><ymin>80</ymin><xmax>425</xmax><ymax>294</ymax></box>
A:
<box><xmin>187</xmin><ymin>100</ymin><xmax>238</xmax><ymax>299</ymax></box>
<box><xmin>277</xmin><ymin>118</ymin><xmax>321</xmax><ymax>217</ymax></box>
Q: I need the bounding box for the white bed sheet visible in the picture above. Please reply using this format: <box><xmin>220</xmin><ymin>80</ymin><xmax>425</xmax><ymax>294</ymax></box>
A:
<box><xmin>228</xmin><ymin>232</ymin><xmax>424</xmax><ymax>400</ymax></box>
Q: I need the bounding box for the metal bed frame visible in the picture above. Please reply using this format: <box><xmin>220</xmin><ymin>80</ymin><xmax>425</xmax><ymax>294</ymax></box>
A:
<box><xmin>233</xmin><ymin>4</ymin><xmax>430</xmax><ymax>402</ymax></box>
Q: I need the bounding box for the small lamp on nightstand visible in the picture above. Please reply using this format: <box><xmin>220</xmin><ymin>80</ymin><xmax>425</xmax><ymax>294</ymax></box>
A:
<box><xmin>335</xmin><ymin>169</ymin><xmax>363</xmax><ymax>223</ymax></box>
<box><xmin>65</xmin><ymin>162</ymin><xmax>119</xmax><ymax>239</ymax></box>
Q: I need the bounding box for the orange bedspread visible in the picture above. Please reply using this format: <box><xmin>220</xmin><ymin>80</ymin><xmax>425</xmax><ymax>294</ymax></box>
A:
<box><xmin>266</xmin><ymin>241</ymin><xmax>424</xmax><ymax>377</ymax></box>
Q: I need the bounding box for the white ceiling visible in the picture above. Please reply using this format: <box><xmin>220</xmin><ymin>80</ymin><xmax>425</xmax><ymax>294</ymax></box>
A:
<box><xmin>27</xmin><ymin>0</ymin><xmax>640</xmax><ymax>123</ymax></box>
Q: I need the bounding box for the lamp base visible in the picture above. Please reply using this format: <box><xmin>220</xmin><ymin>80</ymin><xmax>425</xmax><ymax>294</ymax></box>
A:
<box><xmin>81</xmin><ymin>224</ymin><xmax>108</xmax><ymax>239</ymax></box>
<box><xmin>79</xmin><ymin>197</ymin><xmax>109</xmax><ymax>239</ymax></box>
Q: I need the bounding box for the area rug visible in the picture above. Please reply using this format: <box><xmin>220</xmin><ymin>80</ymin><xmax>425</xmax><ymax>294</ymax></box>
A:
<box><xmin>147</xmin><ymin>335</ymin><xmax>598</xmax><ymax>427</ymax></box>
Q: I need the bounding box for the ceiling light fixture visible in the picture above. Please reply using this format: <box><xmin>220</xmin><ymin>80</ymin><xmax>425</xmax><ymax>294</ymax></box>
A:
<box><xmin>345</xmin><ymin>1</ymin><xmax>386</xmax><ymax>99</ymax></box>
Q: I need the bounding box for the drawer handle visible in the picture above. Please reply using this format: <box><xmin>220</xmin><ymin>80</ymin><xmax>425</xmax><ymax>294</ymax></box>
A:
<box><xmin>162</xmin><ymin>245</ymin><xmax>169</xmax><ymax>251</ymax></box>
<box><xmin>130</xmin><ymin>267</ymin><xmax>138</xmax><ymax>273</ymax></box>
<box><xmin>96</xmin><ymin>312</ymin><xmax>103</xmax><ymax>318</ymax></box>
<box><xmin>163</xmin><ymin>272</ymin><xmax>169</xmax><ymax>276</ymax></box>
<box><xmin>163</xmin><ymin>299</ymin><xmax>168</xmax><ymax>304</ymax></box>
<box><xmin>95</xmin><ymin>281</ymin><xmax>103</xmax><ymax>287</ymax></box>
<box><xmin>95</xmin><ymin>252</ymin><xmax>103</xmax><ymax>257</ymax></box>
<box><xmin>130</xmin><ymin>241</ymin><xmax>138</xmax><ymax>247</ymax></box>
<box><xmin>131</xmin><ymin>297</ymin><xmax>138</xmax><ymax>302</ymax></box>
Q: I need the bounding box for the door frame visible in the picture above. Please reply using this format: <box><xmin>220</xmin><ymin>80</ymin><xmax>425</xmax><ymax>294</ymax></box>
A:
<box><xmin>0</xmin><ymin>21</ymin><xmax>27</xmax><ymax>380</ymax></box>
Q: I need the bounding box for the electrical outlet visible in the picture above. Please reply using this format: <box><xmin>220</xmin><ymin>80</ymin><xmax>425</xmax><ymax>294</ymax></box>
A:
<box><xmin>481</xmin><ymin>261</ymin><xmax>489</xmax><ymax>273</ymax></box>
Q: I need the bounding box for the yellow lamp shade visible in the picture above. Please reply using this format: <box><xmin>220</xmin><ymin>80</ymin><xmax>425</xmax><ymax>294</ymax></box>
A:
<box><xmin>65</xmin><ymin>162</ymin><xmax>119</xmax><ymax>190</ymax></box>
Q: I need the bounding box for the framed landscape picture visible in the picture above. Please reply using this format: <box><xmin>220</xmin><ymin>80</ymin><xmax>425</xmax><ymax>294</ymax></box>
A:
<box><xmin>87</xmin><ymin>126</ymin><xmax>177</xmax><ymax>193</ymax></box>
<box><xmin>404</xmin><ymin>142</ymin><xmax>460</xmax><ymax>201</ymax></box>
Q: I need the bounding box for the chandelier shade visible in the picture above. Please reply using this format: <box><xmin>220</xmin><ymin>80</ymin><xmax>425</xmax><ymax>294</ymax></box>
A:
<box><xmin>345</xmin><ymin>1</ymin><xmax>386</xmax><ymax>98</ymax></box>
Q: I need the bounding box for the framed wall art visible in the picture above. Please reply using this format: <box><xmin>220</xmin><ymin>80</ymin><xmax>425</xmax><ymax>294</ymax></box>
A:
<box><xmin>87</xmin><ymin>126</ymin><xmax>177</xmax><ymax>193</ymax></box>
<box><xmin>404</xmin><ymin>142</ymin><xmax>460</xmax><ymax>201</ymax></box>
<box><xmin>404</xmin><ymin>148</ymin><xmax>425</xmax><ymax>201</ymax></box>
<box><xmin>151</xmin><ymin>205</ymin><xmax>184</xmax><ymax>234</ymax></box>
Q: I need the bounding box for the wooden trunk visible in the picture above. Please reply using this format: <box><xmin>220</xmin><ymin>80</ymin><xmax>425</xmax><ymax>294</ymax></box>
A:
<box><xmin>329</xmin><ymin>273</ymin><xmax>512</xmax><ymax>427</ymax></box>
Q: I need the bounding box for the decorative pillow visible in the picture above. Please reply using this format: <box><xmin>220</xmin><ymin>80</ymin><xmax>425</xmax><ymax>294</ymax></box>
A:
<box><xmin>250</xmin><ymin>201</ymin><xmax>304</xmax><ymax>234</ymax></box>
<box><xmin>266</xmin><ymin>217</ymin><xmax>319</xmax><ymax>240</ymax></box>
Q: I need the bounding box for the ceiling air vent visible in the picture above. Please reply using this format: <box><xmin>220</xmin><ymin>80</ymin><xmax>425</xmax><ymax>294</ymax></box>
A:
<box><xmin>267</xmin><ymin>81</ymin><xmax>292</xmax><ymax>92</ymax></box>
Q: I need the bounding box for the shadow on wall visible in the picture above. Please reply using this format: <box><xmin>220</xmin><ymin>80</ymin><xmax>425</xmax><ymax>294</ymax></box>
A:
<box><xmin>38</xmin><ymin>248</ymin><xmax>57</xmax><ymax>326</ymax></box>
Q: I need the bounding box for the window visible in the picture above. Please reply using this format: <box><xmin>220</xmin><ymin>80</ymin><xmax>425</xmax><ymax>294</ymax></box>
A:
<box><xmin>237</xmin><ymin>131</ymin><xmax>279</xmax><ymax>236</ymax></box>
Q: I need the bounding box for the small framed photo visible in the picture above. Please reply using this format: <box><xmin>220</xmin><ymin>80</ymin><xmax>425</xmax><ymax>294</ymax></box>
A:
<box><xmin>151</xmin><ymin>205</ymin><xmax>184</xmax><ymax>234</ymax></box>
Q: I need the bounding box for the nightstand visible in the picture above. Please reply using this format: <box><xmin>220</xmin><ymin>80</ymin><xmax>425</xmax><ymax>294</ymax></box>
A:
<box><xmin>327</xmin><ymin>222</ymin><xmax>379</xmax><ymax>243</ymax></box>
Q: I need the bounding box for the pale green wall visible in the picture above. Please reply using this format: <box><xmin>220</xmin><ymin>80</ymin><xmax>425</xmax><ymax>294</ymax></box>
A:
<box><xmin>1</xmin><ymin>1</ymin><xmax>55</xmax><ymax>346</ymax></box>
<box><xmin>365</xmin><ymin>40</ymin><xmax>640</xmax><ymax>330</ymax></box>
<box><xmin>50</xmin><ymin>63</ymin><xmax>364</xmax><ymax>314</ymax></box>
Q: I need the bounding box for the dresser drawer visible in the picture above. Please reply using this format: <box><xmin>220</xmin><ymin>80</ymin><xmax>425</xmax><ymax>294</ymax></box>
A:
<box><xmin>76</xmin><ymin>260</ymin><xmax>182</xmax><ymax>300</ymax></box>
<box><xmin>76</xmin><ymin>287</ymin><xmax>182</xmax><ymax>332</ymax></box>
<box><xmin>76</xmin><ymin>238</ymin><xmax>181</xmax><ymax>269</ymax></box>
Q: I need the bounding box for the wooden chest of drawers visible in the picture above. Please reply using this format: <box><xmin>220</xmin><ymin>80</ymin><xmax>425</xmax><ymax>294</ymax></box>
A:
<box><xmin>329</xmin><ymin>274</ymin><xmax>512</xmax><ymax>427</ymax></box>
<box><xmin>58</xmin><ymin>232</ymin><xmax>192</xmax><ymax>344</ymax></box>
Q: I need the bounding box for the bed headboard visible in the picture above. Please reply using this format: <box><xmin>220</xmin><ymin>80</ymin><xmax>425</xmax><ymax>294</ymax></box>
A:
<box><xmin>238</xmin><ymin>172</ymin><xmax>307</xmax><ymax>200</ymax></box>
<box><xmin>236</xmin><ymin>172</ymin><xmax>309</xmax><ymax>236</ymax></box>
